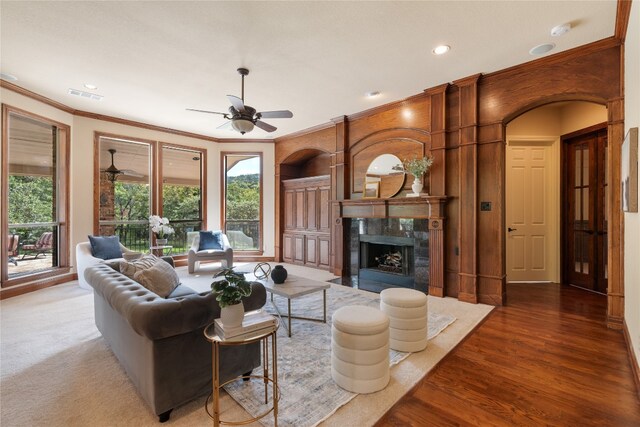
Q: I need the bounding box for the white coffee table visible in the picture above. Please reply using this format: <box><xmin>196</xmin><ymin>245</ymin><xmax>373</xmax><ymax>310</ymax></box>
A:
<box><xmin>246</xmin><ymin>273</ymin><xmax>330</xmax><ymax>337</ymax></box>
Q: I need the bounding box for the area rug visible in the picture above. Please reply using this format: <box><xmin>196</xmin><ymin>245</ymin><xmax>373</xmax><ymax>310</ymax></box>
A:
<box><xmin>0</xmin><ymin>264</ymin><xmax>493</xmax><ymax>427</ymax></box>
<box><xmin>224</xmin><ymin>284</ymin><xmax>456</xmax><ymax>427</ymax></box>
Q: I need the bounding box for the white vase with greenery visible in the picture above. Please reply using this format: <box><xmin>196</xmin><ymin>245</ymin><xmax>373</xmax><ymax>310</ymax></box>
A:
<box><xmin>400</xmin><ymin>156</ymin><xmax>434</xmax><ymax>196</ymax></box>
<box><xmin>211</xmin><ymin>267</ymin><xmax>253</xmax><ymax>328</ymax></box>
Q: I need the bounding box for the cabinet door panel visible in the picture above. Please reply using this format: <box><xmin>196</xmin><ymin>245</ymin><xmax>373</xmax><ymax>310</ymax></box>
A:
<box><xmin>293</xmin><ymin>235</ymin><xmax>305</xmax><ymax>263</ymax></box>
<box><xmin>318</xmin><ymin>235</ymin><xmax>330</xmax><ymax>269</ymax></box>
<box><xmin>283</xmin><ymin>234</ymin><xmax>293</xmax><ymax>263</ymax></box>
<box><xmin>306</xmin><ymin>188</ymin><xmax>317</xmax><ymax>231</ymax></box>
<box><xmin>306</xmin><ymin>235</ymin><xmax>317</xmax><ymax>265</ymax></box>
<box><xmin>284</xmin><ymin>190</ymin><xmax>295</xmax><ymax>230</ymax></box>
<box><xmin>319</xmin><ymin>186</ymin><xmax>330</xmax><ymax>233</ymax></box>
<box><xmin>295</xmin><ymin>190</ymin><xmax>306</xmax><ymax>229</ymax></box>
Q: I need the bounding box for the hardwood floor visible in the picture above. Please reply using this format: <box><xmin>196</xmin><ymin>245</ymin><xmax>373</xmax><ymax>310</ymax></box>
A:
<box><xmin>376</xmin><ymin>283</ymin><xmax>640</xmax><ymax>426</ymax></box>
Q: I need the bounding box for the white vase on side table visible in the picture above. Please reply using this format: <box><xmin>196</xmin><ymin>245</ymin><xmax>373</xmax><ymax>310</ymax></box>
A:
<box><xmin>221</xmin><ymin>303</ymin><xmax>244</xmax><ymax>328</ymax></box>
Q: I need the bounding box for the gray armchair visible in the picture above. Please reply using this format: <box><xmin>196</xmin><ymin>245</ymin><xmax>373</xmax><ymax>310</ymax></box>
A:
<box><xmin>188</xmin><ymin>232</ymin><xmax>233</xmax><ymax>273</ymax></box>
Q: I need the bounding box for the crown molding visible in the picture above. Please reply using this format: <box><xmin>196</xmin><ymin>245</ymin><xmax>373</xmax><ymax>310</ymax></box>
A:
<box><xmin>0</xmin><ymin>80</ymin><xmax>75</xmax><ymax>114</ymax></box>
<box><xmin>1</xmin><ymin>81</ymin><xmax>275</xmax><ymax>144</ymax></box>
<box><xmin>484</xmin><ymin>37</ymin><xmax>621</xmax><ymax>81</ymax></box>
<box><xmin>615</xmin><ymin>0</ymin><xmax>632</xmax><ymax>41</ymax></box>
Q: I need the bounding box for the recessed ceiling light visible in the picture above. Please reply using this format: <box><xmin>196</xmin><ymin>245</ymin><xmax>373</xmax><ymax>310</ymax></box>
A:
<box><xmin>365</xmin><ymin>91</ymin><xmax>381</xmax><ymax>98</ymax></box>
<box><xmin>529</xmin><ymin>43</ymin><xmax>556</xmax><ymax>56</ymax></box>
<box><xmin>551</xmin><ymin>23</ymin><xmax>571</xmax><ymax>37</ymax></box>
<box><xmin>84</xmin><ymin>83</ymin><xmax>98</xmax><ymax>90</ymax></box>
<box><xmin>432</xmin><ymin>45</ymin><xmax>450</xmax><ymax>55</ymax></box>
<box><xmin>0</xmin><ymin>72</ymin><xmax>18</xmax><ymax>82</ymax></box>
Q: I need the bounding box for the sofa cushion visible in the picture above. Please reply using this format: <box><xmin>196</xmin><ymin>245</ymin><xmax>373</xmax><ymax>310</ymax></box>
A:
<box><xmin>198</xmin><ymin>230</ymin><xmax>223</xmax><ymax>250</ymax></box>
<box><xmin>120</xmin><ymin>254</ymin><xmax>159</xmax><ymax>279</ymax></box>
<box><xmin>88</xmin><ymin>235</ymin><xmax>123</xmax><ymax>260</ymax></box>
<box><xmin>133</xmin><ymin>259</ymin><xmax>180</xmax><ymax>298</ymax></box>
<box><xmin>167</xmin><ymin>285</ymin><xmax>197</xmax><ymax>299</ymax></box>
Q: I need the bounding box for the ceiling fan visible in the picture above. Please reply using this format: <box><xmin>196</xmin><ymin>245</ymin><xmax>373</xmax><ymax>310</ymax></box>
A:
<box><xmin>103</xmin><ymin>148</ymin><xmax>144</xmax><ymax>182</ymax></box>
<box><xmin>186</xmin><ymin>68</ymin><xmax>293</xmax><ymax>135</ymax></box>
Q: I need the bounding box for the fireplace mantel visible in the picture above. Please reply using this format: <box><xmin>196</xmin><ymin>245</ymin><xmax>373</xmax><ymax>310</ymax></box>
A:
<box><xmin>336</xmin><ymin>195</ymin><xmax>447</xmax><ymax>220</ymax></box>
<box><xmin>333</xmin><ymin>195</ymin><xmax>448</xmax><ymax>297</ymax></box>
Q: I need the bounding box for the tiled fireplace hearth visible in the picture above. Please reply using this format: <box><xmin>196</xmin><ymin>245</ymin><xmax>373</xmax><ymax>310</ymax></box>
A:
<box><xmin>334</xmin><ymin>196</ymin><xmax>447</xmax><ymax>296</ymax></box>
<box><xmin>350</xmin><ymin>218</ymin><xmax>429</xmax><ymax>292</ymax></box>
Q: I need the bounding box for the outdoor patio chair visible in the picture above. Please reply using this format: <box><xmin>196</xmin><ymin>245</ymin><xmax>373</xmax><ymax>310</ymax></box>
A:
<box><xmin>21</xmin><ymin>232</ymin><xmax>54</xmax><ymax>259</ymax></box>
<box><xmin>7</xmin><ymin>234</ymin><xmax>19</xmax><ymax>266</ymax></box>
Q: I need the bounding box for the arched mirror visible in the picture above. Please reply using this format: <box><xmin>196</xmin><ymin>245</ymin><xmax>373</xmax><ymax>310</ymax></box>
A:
<box><xmin>364</xmin><ymin>154</ymin><xmax>405</xmax><ymax>198</ymax></box>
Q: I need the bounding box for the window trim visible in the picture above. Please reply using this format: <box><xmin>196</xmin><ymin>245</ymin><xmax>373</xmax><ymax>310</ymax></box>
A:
<box><xmin>93</xmin><ymin>133</ymin><xmax>207</xmax><ymax>257</ymax></box>
<box><xmin>1</xmin><ymin>104</ymin><xmax>71</xmax><ymax>288</ymax></box>
<box><xmin>221</xmin><ymin>151</ymin><xmax>264</xmax><ymax>255</ymax></box>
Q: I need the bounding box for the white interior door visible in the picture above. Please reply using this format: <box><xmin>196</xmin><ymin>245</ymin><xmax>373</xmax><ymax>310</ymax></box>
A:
<box><xmin>506</xmin><ymin>140</ymin><xmax>559</xmax><ymax>282</ymax></box>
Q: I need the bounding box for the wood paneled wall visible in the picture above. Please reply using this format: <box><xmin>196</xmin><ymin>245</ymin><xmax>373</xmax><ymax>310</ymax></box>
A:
<box><xmin>275</xmin><ymin>38</ymin><xmax>624</xmax><ymax>324</ymax></box>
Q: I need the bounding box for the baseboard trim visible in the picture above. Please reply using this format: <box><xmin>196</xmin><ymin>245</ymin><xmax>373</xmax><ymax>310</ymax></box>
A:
<box><xmin>0</xmin><ymin>272</ymin><xmax>76</xmax><ymax>300</ymax></box>
<box><xmin>623</xmin><ymin>320</ymin><xmax>640</xmax><ymax>399</ymax></box>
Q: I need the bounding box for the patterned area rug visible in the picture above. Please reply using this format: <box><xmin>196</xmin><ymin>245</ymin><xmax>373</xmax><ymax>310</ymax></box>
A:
<box><xmin>224</xmin><ymin>284</ymin><xmax>456</xmax><ymax>427</ymax></box>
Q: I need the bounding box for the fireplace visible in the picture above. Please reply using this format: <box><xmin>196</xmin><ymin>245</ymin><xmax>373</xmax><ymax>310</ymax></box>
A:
<box><xmin>359</xmin><ymin>235</ymin><xmax>415</xmax><ymax>288</ymax></box>
<box><xmin>349</xmin><ymin>218</ymin><xmax>429</xmax><ymax>292</ymax></box>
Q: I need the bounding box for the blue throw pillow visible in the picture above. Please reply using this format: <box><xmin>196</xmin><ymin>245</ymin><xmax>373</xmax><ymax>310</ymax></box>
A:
<box><xmin>199</xmin><ymin>231</ymin><xmax>223</xmax><ymax>250</ymax></box>
<box><xmin>89</xmin><ymin>235</ymin><xmax>123</xmax><ymax>260</ymax></box>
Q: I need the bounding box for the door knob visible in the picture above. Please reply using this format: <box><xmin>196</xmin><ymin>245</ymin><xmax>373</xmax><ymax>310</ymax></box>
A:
<box><xmin>508</xmin><ymin>227</ymin><xmax>517</xmax><ymax>232</ymax></box>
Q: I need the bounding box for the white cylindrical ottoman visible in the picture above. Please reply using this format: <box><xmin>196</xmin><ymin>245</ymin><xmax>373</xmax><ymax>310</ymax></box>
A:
<box><xmin>380</xmin><ymin>288</ymin><xmax>428</xmax><ymax>352</ymax></box>
<box><xmin>331</xmin><ymin>305</ymin><xmax>390</xmax><ymax>394</ymax></box>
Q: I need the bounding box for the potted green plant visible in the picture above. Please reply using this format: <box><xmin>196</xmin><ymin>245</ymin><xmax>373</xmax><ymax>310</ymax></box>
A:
<box><xmin>211</xmin><ymin>267</ymin><xmax>252</xmax><ymax>328</ymax></box>
<box><xmin>400</xmin><ymin>156</ymin><xmax>434</xmax><ymax>196</ymax></box>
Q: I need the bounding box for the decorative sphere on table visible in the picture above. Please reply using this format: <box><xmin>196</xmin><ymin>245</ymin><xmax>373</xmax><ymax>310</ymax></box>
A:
<box><xmin>253</xmin><ymin>262</ymin><xmax>271</xmax><ymax>280</ymax></box>
<box><xmin>270</xmin><ymin>265</ymin><xmax>288</xmax><ymax>284</ymax></box>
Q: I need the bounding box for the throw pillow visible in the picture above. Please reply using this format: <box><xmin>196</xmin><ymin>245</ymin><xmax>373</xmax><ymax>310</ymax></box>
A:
<box><xmin>123</xmin><ymin>252</ymin><xmax>143</xmax><ymax>261</ymax></box>
<box><xmin>89</xmin><ymin>235</ymin><xmax>123</xmax><ymax>260</ymax></box>
<box><xmin>120</xmin><ymin>254</ymin><xmax>159</xmax><ymax>279</ymax></box>
<box><xmin>199</xmin><ymin>230</ymin><xmax>223</xmax><ymax>250</ymax></box>
<box><xmin>133</xmin><ymin>259</ymin><xmax>180</xmax><ymax>298</ymax></box>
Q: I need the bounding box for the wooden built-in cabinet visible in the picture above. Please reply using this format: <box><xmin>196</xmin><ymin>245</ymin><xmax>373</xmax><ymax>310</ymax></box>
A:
<box><xmin>281</xmin><ymin>175</ymin><xmax>331</xmax><ymax>270</ymax></box>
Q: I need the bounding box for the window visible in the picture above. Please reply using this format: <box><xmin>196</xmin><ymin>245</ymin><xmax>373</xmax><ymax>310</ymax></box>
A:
<box><xmin>222</xmin><ymin>153</ymin><xmax>262</xmax><ymax>253</ymax></box>
<box><xmin>95</xmin><ymin>134</ymin><xmax>205</xmax><ymax>255</ymax></box>
<box><xmin>160</xmin><ymin>145</ymin><xmax>205</xmax><ymax>254</ymax></box>
<box><xmin>2</xmin><ymin>106</ymin><xmax>70</xmax><ymax>285</ymax></box>
<box><xmin>96</xmin><ymin>136</ymin><xmax>152</xmax><ymax>252</ymax></box>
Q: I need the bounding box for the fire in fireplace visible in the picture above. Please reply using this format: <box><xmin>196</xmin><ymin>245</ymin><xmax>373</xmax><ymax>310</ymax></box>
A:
<box><xmin>359</xmin><ymin>235</ymin><xmax>415</xmax><ymax>288</ymax></box>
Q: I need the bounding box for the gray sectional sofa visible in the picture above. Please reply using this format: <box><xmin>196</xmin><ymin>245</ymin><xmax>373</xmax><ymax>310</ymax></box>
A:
<box><xmin>84</xmin><ymin>259</ymin><xmax>267</xmax><ymax>422</ymax></box>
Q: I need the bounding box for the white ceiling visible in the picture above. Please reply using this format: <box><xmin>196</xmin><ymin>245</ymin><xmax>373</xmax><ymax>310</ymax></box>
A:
<box><xmin>0</xmin><ymin>1</ymin><xmax>618</xmax><ymax>140</ymax></box>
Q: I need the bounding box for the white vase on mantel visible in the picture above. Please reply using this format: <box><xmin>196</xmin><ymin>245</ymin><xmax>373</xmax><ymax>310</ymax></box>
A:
<box><xmin>409</xmin><ymin>175</ymin><xmax>424</xmax><ymax>197</ymax></box>
<box><xmin>221</xmin><ymin>302</ymin><xmax>244</xmax><ymax>328</ymax></box>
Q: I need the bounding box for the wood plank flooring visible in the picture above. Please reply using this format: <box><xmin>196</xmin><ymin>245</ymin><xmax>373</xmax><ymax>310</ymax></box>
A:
<box><xmin>375</xmin><ymin>283</ymin><xmax>640</xmax><ymax>426</ymax></box>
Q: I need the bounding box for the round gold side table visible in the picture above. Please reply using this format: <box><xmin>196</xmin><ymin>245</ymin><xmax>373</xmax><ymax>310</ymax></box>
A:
<box><xmin>204</xmin><ymin>323</ymin><xmax>279</xmax><ymax>427</ymax></box>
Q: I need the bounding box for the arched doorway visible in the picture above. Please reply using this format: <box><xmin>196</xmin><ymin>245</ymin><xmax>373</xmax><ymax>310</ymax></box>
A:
<box><xmin>505</xmin><ymin>101</ymin><xmax>609</xmax><ymax>297</ymax></box>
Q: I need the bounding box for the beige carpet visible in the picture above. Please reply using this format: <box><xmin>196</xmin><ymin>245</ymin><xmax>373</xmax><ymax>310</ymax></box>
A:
<box><xmin>0</xmin><ymin>263</ymin><xmax>493</xmax><ymax>426</ymax></box>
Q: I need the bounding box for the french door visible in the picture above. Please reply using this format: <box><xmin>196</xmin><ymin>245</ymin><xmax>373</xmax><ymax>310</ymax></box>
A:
<box><xmin>562</xmin><ymin>125</ymin><xmax>608</xmax><ymax>294</ymax></box>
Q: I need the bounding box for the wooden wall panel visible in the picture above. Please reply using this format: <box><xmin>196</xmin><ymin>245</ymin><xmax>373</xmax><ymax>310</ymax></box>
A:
<box><xmin>478</xmin><ymin>40</ymin><xmax>620</xmax><ymax>125</ymax></box>
<box><xmin>274</xmin><ymin>37</ymin><xmax>623</xmax><ymax>313</ymax></box>
<box><xmin>301</xmin><ymin>153</ymin><xmax>331</xmax><ymax>177</ymax></box>
<box><xmin>348</xmin><ymin>94</ymin><xmax>430</xmax><ymax>145</ymax></box>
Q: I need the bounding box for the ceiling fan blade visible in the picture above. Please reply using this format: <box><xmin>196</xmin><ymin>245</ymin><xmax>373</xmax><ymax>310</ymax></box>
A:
<box><xmin>255</xmin><ymin>120</ymin><xmax>277</xmax><ymax>132</ymax></box>
<box><xmin>258</xmin><ymin>110</ymin><xmax>293</xmax><ymax>119</ymax></box>
<box><xmin>121</xmin><ymin>169</ymin><xmax>144</xmax><ymax>178</ymax></box>
<box><xmin>227</xmin><ymin>95</ymin><xmax>245</xmax><ymax>112</ymax></box>
<box><xmin>186</xmin><ymin>108</ymin><xmax>227</xmax><ymax>115</ymax></box>
<box><xmin>217</xmin><ymin>120</ymin><xmax>233</xmax><ymax>130</ymax></box>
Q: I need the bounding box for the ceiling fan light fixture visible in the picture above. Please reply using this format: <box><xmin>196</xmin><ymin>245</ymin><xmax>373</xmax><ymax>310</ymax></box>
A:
<box><xmin>231</xmin><ymin>119</ymin><xmax>255</xmax><ymax>135</ymax></box>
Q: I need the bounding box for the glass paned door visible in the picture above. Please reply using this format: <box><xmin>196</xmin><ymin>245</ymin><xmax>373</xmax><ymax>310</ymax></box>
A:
<box><xmin>563</xmin><ymin>127</ymin><xmax>608</xmax><ymax>293</ymax></box>
<box><xmin>97</xmin><ymin>137</ymin><xmax>152</xmax><ymax>252</ymax></box>
<box><xmin>5</xmin><ymin>113</ymin><xmax>63</xmax><ymax>279</ymax></box>
<box><xmin>223</xmin><ymin>153</ymin><xmax>262</xmax><ymax>252</ymax></box>
<box><xmin>161</xmin><ymin>146</ymin><xmax>204</xmax><ymax>254</ymax></box>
